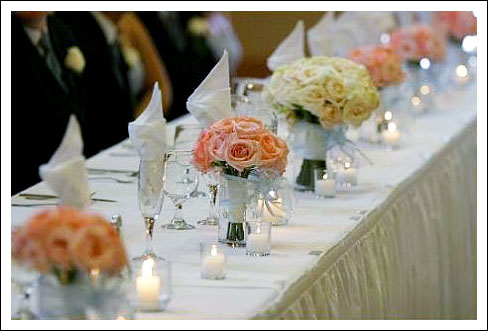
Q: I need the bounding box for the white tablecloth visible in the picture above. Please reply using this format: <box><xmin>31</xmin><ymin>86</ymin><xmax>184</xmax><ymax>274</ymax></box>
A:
<box><xmin>11</xmin><ymin>85</ymin><xmax>477</xmax><ymax>319</ymax></box>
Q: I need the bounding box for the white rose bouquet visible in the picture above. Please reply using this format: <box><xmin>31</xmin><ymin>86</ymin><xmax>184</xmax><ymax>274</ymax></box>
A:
<box><xmin>263</xmin><ymin>56</ymin><xmax>380</xmax><ymax>128</ymax></box>
<box><xmin>263</xmin><ymin>56</ymin><xmax>379</xmax><ymax>191</ymax></box>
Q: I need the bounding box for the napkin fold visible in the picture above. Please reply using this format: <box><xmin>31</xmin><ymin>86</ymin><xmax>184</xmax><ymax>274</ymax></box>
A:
<box><xmin>39</xmin><ymin>115</ymin><xmax>91</xmax><ymax>209</ymax></box>
<box><xmin>267</xmin><ymin>20</ymin><xmax>305</xmax><ymax>71</ymax></box>
<box><xmin>128</xmin><ymin>82</ymin><xmax>167</xmax><ymax>160</ymax></box>
<box><xmin>307</xmin><ymin>12</ymin><xmax>336</xmax><ymax>56</ymax></box>
<box><xmin>186</xmin><ymin>50</ymin><xmax>233</xmax><ymax>126</ymax></box>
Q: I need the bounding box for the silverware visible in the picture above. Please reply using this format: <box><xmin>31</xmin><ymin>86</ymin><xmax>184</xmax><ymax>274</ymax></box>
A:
<box><xmin>87</xmin><ymin>168</ymin><xmax>138</xmax><ymax>177</ymax></box>
<box><xmin>88</xmin><ymin>176</ymin><xmax>135</xmax><ymax>184</ymax></box>
<box><xmin>12</xmin><ymin>203</ymin><xmax>58</xmax><ymax>207</ymax></box>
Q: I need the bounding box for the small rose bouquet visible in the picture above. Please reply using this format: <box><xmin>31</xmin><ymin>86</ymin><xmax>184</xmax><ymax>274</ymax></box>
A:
<box><xmin>434</xmin><ymin>11</ymin><xmax>477</xmax><ymax>41</ymax></box>
<box><xmin>194</xmin><ymin>116</ymin><xmax>289</xmax><ymax>178</ymax></box>
<box><xmin>348</xmin><ymin>45</ymin><xmax>405</xmax><ymax>88</ymax></box>
<box><xmin>12</xmin><ymin>207</ymin><xmax>128</xmax><ymax>284</ymax></box>
<box><xmin>263</xmin><ymin>56</ymin><xmax>380</xmax><ymax>128</ymax></box>
<box><xmin>389</xmin><ymin>24</ymin><xmax>446</xmax><ymax>62</ymax></box>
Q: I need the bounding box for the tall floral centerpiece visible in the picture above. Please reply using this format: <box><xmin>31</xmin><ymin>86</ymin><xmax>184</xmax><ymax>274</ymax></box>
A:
<box><xmin>194</xmin><ymin>116</ymin><xmax>289</xmax><ymax>244</ymax></box>
<box><xmin>389</xmin><ymin>24</ymin><xmax>447</xmax><ymax>109</ymax></box>
<box><xmin>12</xmin><ymin>207</ymin><xmax>129</xmax><ymax>319</ymax></box>
<box><xmin>263</xmin><ymin>56</ymin><xmax>380</xmax><ymax>190</ymax></box>
<box><xmin>348</xmin><ymin>45</ymin><xmax>407</xmax><ymax>141</ymax></box>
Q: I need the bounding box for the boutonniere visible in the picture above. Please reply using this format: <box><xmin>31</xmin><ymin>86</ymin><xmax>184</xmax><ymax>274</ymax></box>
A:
<box><xmin>64</xmin><ymin>46</ymin><xmax>85</xmax><ymax>74</ymax></box>
<box><xmin>121</xmin><ymin>46</ymin><xmax>141</xmax><ymax>69</ymax></box>
<box><xmin>187</xmin><ymin>16</ymin><xmax>210</xmax><ymax>37</ymax></box>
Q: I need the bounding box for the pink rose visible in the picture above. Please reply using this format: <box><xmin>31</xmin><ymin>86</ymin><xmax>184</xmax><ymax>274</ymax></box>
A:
<box><xmin>234</xmin><ymin>116</ymin><xmax>264</xmax><ymax>139</ymax></box>
<box><xmin>208</xmin><ymin>132</ymin><xmax>229</xmax><ymax>161</ymax></box>
<box><xmin>224</xmin><ymin>135</ymin><xmax>262</xmax><ymax>172</ymax></box>
<box><xmin>20</xmin><ymin>240</ymin><xmax>50</xmax><ymax>273</ymax></box>
<box><xmin>43</xmin><ymin>225</ymin><xmax>74</xmax><ymax>270</ymax></box>
<box><xmin>259</xmin><ymin>133</ymin><xmax>289</xmax><ymax>174</ymax></box>
<box><xmin>70</xmin><ymin>224</ymin><xmax>117</xmax><ymax>272</ymax></box>
<box><xmin>193</xmin><ymin>129</ymin><xmax>214</xmax><ymax>172</ymax></box>
<box><xmin>209</xmin><ymin>117</ymin><xmax>235</xmax><ymax>134</ymax></box>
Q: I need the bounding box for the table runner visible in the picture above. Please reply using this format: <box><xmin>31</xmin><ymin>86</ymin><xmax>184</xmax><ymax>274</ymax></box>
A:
<box><xmin>11</xmin><ymin>84</ymin><xmax>477</xmax><ymax>319</ymax></box>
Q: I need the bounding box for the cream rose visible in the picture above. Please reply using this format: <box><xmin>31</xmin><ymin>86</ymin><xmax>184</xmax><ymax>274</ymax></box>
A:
<box><xmin>64</xmin><ymin>46</ymin><xmax>85</xmax><ymax>74</ymax></box>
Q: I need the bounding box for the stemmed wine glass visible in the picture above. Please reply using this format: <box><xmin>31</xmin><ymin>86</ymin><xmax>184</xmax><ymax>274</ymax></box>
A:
<box><xmin>197</xmin><ymin>170</ymin><xmax>220</xmax><ymax>226</ymax></box>
<box><xmin>133</xmin><ymin>159</ymin><xmax>165</xmax><ymax>260</ymax></box>
<box><xmin>161</xmin><ymin>150</ymin><xmax>199</xmax><ymax>230</ymax></box>
<box><xmin>174</xmin><ymin>124</ymin><xmax>206</xmax><ymax>198</ymax></box>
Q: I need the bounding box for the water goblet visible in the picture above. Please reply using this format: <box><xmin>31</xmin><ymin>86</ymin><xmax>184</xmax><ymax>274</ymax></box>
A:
<box><xmin>161</xmin><ymin>150</ymin><xmax>199</xmax><ymax>230</ymax></box>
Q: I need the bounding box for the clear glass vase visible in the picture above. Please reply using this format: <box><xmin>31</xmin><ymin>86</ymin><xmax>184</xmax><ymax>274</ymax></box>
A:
<box><xmin>218</xmin><ymin>174</ymin><xmax>251</xmax><ymax>247</ymax></box>
<box><xmin>290</xmin><ymin>122</ymin><xmax>346</xmax><ymax>191</ymax></box>
<box><xmin>33</xmin><ymin>273</ymin><xmax>132</xmax><ymax>320</ymax></box>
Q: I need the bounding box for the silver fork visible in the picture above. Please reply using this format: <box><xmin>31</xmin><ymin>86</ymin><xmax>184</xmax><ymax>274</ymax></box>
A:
<box><xmin>88</xmin><ymin>176</ymin><xmax>135</xmax><ymax>184</ymax></box>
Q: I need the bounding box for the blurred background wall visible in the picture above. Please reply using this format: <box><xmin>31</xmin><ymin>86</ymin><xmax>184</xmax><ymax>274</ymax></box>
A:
<box><xmin>226</xmin><ymin>12</ymin><xmax>326</xmax><ymax>77</ymax></box>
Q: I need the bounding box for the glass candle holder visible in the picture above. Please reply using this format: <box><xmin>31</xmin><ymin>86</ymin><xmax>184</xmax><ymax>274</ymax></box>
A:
<box><xmin>381</xmin><ymin>121</ymin><xmax>402</xmax><ymax>149</ymax></box>
<box><xmin>130</xmin><ymin>256</ymin><xmax>172</xmax><ymax>312</ymax></box>
<box><xmin>200</xmin><ymin>243</ymin><xmax>227</xmax><ymax>280</ymax></box>
<box><xmin>335</xmin><ymin>159</ymin><xmax>359</xmax><ymax>190</ymax></box>
<box><xmin>245</xmin><ymin>222</ymin><xmax>272</xmax><ymax>257</ymax></box>
<box><xmin>314</xmin><ymin>169</ymin><xmax>336</xmax><ymax>198</ymax></box>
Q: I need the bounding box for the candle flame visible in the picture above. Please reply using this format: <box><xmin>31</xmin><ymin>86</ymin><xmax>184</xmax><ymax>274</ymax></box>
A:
<box><xmin>142</xmin><ymin>257</ymin><xmax>155</xmax><ymax>277</ymax></box>
<box><xmin>344</xmin><ymin>162</ymin><xmax>351</xmax><ymax>169</ymax></box>
<box><xmin>322</xmin><ymin>174</ymin><xmax>328</xmax><ymax>180</ymax></box>
<box><xmin>384</xmin><ymin>111</ymin><xmax>393</xmax><ymax>121</ymax></box>
<box><xmin>256</xmin><ymin>225</ymin><xmax>261</xmax><ymax>234</ymax></box>
<box><xmin>456</xmin><ymin>65</ymin><xmax>468</xmax><ymax>78</ymax></box>
<box><xmin>90</xmin><ymin>268</ymin><xmax>100</xmax><ymax>279</ymax></box>
<box><xmin>411</xmin><ymin>96</ymin><xmax>421</xmax><ymax>107</ymax></box>
<box><xmin>419</xmin><ymin>58</ymin><xmax>430</xmax><ymax>70</ymax></box>
<box><xmin>420</xmin><ymin>85</ymin><xmax>430</xmax><ymax>95</ymax></box>
<box><xmin>387</xmin><ymin>122</ymin><xmax>397</xmax><ymax>132</ymax></box>
<box><xmin>210</xmin><ymin>245</ymin><xmax>218</xmax><ymax>256</ymax></box>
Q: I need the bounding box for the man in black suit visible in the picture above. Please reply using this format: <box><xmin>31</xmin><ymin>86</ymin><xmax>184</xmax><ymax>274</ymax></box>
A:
<box><xmin>55</xmin><ymin>11</ymin><xmax>134</xmax><ymax>155</ymax></box>
<box><xmin>11</xmin><ymin>12</ymin><xmax>88</xmax><ymax>194</ymax></box>
<box><xmin>137</xmin><ymin>12</ymin><xmax>217</xmax><ymax>121</ymax></box>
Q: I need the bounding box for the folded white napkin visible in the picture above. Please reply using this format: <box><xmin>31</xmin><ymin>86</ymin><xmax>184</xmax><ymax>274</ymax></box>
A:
<box><xmin>267</xmin><ymin>20</ymin><xmax>305</xmax><ymax>71</ymax></box>
<box><xmin>307</xmin><ymin>12</ymin><xmax>336</xmax><ymax>56</ymax></box>
<box><xmin>39</xmin><ymin>115</ymin><xmax>91</xmax><ymax>209</ymax></box>
<box><xmin>186</xmin><ymin>50</ymin><xmax>233</xmax><ymax>126</ymax></box>
<box><xmin>128</xmin><ymin>82</ymin><xmax>167</xmax><ymax>160</ymax></box>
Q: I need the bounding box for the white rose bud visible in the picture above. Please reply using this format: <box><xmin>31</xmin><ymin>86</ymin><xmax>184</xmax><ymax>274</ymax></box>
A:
<box><xmin>64</xmin><ymin>46</ymin><xmax>85</xmax><ymax>74</ymax></box>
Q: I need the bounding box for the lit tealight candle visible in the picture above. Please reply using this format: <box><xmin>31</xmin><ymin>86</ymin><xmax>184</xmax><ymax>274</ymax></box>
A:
<box><xmin>337</xmin><ymin>162</ymin><xmax>358</xmax><ymax>187</ymax></box>
<box><xmin>315</xmin><ymin>173</ymin><xmax>336</xmax><ymax>198</ymax></box>
<box><xmin>455</xmin><ymin>64</ymin><xmax>469</xmax><ymax>84</ymax></box>
<box><xmin>136</xmin><ymin>257</ymin><xmax>161</xmax><ymax>310</ymax></box>
<box><xmin>384</xmin><ymin>111</ymin><xmax>393</xmax><ymax>121</ymax></box>
<box><xmin>246</xmin><ymin>225</ymin><xmax>270</xmax><ymax>255</ymax></box>
<box><xmin>382</xmin><ymin>122</ymin><xmax>401</xmax><ymax>148</ymax></box>
<box><xmin>201</xmin><ymin>245</ymin><xmax>226</xmax><ymax>280</ymax></box>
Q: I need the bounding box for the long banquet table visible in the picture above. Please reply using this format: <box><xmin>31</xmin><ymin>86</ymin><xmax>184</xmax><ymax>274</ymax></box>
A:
<box><xmin>11</xmin><ymin>84</ymin><xmax>477</xmax><ymax>319</ymax></box>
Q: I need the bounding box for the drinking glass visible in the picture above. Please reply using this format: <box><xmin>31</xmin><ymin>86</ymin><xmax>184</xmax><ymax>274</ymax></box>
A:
<box><xmin>161</xmin><ymin>150</ymin><xmax>199</xmax><ymax>230</ymax></box>
<box><xmin>11</xmin><ymin>262</ymin><xmax>37</xmax><ymax>320</ymax></box>
<box><xmin>134</xmin><ymin>159</ymin><xmax>165</xmax><ymax>260</ymax></box>
<box><xmin>174</xmin><ymin>124</ymin><xmax>206</xmax><ymax>198</ymax></box>
<box><xmin>197</xmin><ymin>170</ymin><xmax>220</xmax><ymax>226</ymax></box>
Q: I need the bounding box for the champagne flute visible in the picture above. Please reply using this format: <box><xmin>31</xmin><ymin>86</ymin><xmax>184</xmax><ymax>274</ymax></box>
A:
<box><xmin>197</xmin><ymin>170</ymin><xmax>220</xmax><ymax>226</ymax></box>
<box><xmin>134</xmin><ymin>159</ymin><xmax>165</xmax><ymax>260</ymax></box>
<box><xmin>161</xmin><ymin>150</ymin><xmax>199</xmax><ymax>230</ymax></box>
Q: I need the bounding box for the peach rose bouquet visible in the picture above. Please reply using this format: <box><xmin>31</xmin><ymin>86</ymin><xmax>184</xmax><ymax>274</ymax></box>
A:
<box><xmin>389</xmin><ymin>24</ymin><xmax>446</xmax><ymax>62</ymax></box>
<box><xmin>12</xmin><ymin>207</ymin><xmax>128</xmax><ymax>284</ymax></box>
<box><xmin>348</xmin><ymin>45</ymin><xmax>405</xmax><ymax>88</ymax></box>
<box><xmin>194</xmin><ymin>116</ymin><xmax>289</xmax><ymax>178</ymax></box>
<box><xmin>434</xmin><ymin>11</ymin><xmax>477</xmax><ymax>41</ymax></box>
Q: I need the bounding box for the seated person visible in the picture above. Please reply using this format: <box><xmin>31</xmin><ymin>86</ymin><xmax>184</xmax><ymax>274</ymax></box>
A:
<box><xmin>55</xmin><ymin>11</ymin><xmax>172</xmax><ymax>155</ymax></box>
<box><xmin>11</xmin><ymin>12</ymin><xmax>88</xmax><ymax>194</ymax></box>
